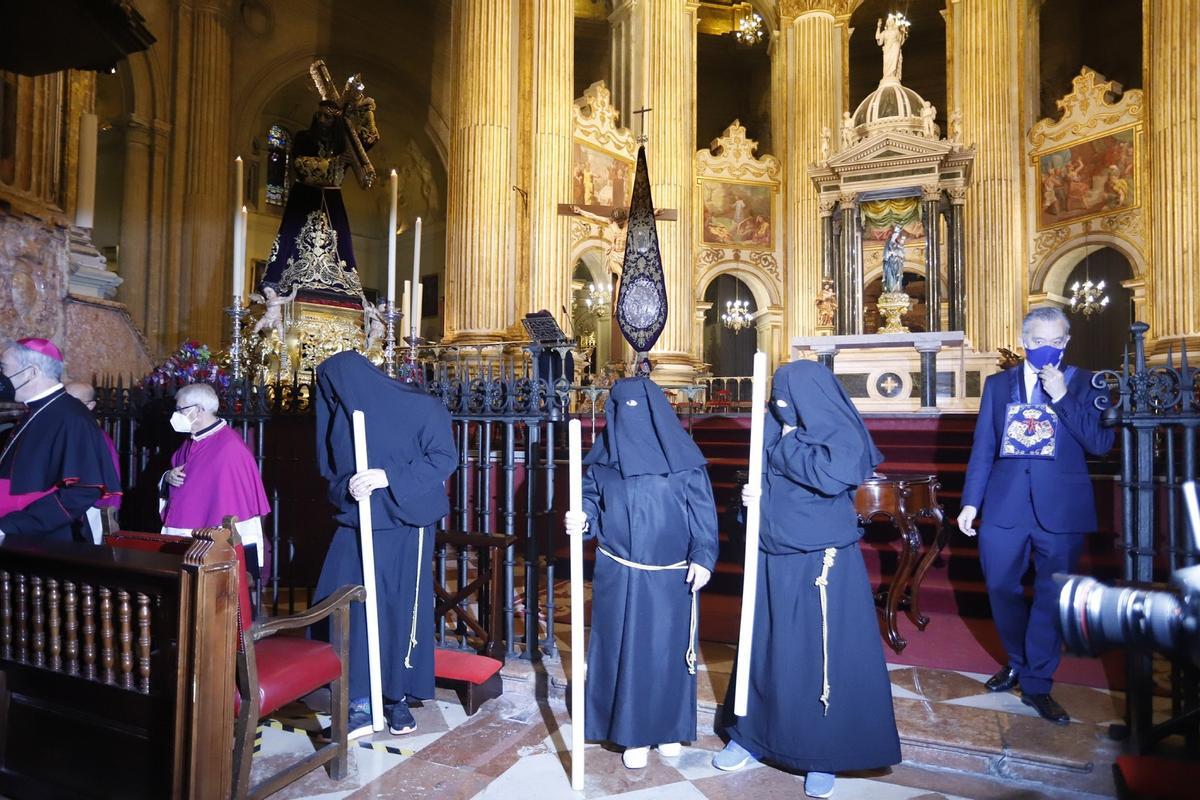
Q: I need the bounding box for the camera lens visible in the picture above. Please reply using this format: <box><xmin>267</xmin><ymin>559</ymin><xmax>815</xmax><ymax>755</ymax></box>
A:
<box><xmin>1057</xmin><ymin>574</ymin><xmax>1185</xmax><ymax>657</ymax></box>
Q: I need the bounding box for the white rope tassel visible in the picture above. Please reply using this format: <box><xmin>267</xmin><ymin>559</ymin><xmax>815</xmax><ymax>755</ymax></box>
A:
<box><xmin>597</xmin><ymin>546</ymin><xmax>697</xmax><ymax>674</ymax></box>
<box><xmin>815</xmin><ymin>547</ymin><xmax>837</xmax><ymax>716</ymax></box>
<box><xmin>404</xmin><ymin>526</ymin><xmax>424</xmax><ymax>669</ymax></box>
<box><xmin>686</xmin><ymin>590</ymin><xmax>699</xmax><ymax>676</ymax></box>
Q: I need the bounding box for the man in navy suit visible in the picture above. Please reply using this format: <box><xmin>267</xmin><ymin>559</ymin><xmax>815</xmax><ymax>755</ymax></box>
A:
<box><xmin>957</xmin><ymin>306</ymin><xmax>1113</xmax><ymax>724</ymax></box>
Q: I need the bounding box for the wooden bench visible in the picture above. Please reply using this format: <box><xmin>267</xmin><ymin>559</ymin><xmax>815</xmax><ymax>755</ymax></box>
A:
<box><xmin>435</xmin><ymin>648</ymin><xmax>503</xmax><ymax>715</ymax></box>
<box><xmin>0</xmin><ymin>528</ymin><xmax>239</xmax><ymax>799</ymax></box>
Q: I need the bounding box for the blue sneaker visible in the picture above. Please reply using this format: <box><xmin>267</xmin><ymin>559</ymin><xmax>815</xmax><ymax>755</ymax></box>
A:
<box><xmin>712</xmin><ymin>739</ymin><xmax>758</xmax><ymax>772</ymax></box>
<box><xmin>805</xmin><ymin>771</ymin><xmax>836</xmax><ymax>798</ymax></box>
<box><xmin>346</xmin><ymin>696</ymin><xmax>373</xmax><ymax>740</ymax></box>
<box><xmin>386</xmin><ymin>701</ymin><xmax>417</xmax><ymax>735</ymax></box>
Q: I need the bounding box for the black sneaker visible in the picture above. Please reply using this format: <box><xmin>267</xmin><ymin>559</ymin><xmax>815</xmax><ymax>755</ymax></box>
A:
<box><xmin>386</xmin><ymin>701</ymin><xmax>417</xmax><ymax>735</ymax></box>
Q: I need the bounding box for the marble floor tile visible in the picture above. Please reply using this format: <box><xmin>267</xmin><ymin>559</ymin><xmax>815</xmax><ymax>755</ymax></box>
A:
<box><xmin>471</xmin><ymin>751</ymin><xmax>579</xmax><ymax>800</ymax></box>
<box><xmin>889</xmin><ymin>667</ymin><xmax>988</xmax><ymax>703</ymax></box>
<box><xmin>891</xmin><ymin>697</ymin><xmax>1007</xmax><ymax>754</ymax></box>
<box><xmin>597</xmin><ymin>780</ymin><xmax>709</xmax><ymax>799</ymax></box>
<box><xmin>341</xmin><ymin>758</ymin><xmax>489</xmax><ymax>800</ymax></box>
<box><xmin>941</xmin><ymin>689</ymin><xmax>1041</xmax><ymax>718</ymax></box>
<box><xmin>691</xmin><ymin>763</ymin><xmax>806</xmax><ymax>800</ymax></box>
<box><xmin>575</xmin><ymin>743</ymin><xmax>702</xmax><ymax>798</ymax></box>
<box><xmin>670</xmin><ymin>745</ymin><xmax>763</xmax><ymax>782</ymax></box>
<box><xmin>1048</xmin><ymin>683</ymin><xmax>1125</xmax><ymax>726</ymax></box>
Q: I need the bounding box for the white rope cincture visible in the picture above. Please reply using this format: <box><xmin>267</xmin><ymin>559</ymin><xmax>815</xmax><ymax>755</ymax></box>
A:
<box><xmin>815</xmin><ymin>547</ymin><xmax>837</xmax><ymax>716</ymax></box>
<box><xmin>404</xmin><ymin>526</ymin><xmax>424</xmax><ymax>669</ymax></box>
<box><xmin>596</xmin><ymin>546</ymin><xmax>699</xmax><ymax>675</ymax></box>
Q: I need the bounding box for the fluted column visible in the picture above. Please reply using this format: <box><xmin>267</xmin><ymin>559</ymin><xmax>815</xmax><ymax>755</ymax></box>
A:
<box><xmin>837</xmin><ymin>192</ymin><xmax>861</xmax><ymax>335</ymax></box>
<box><xmin>922</xmin><ymin>185</ymin><xmax>943</xmax><ymax>332</ymax></box>
<box><xmin>946</xmin><ymin>187</ymin><xmax>967</xmax><ymax>332</ymax></box>
<box><xmin>952</xmin><ymin>0</ymin><xmax>1024</xmax><ymax>353</ymax></box>
<box><xmin>642</xmin><ymin>0</ymin><xmax>698</xmax><ymax>380</ymax></box>
<box><xmin>527</xmin><ymin>0</ymin><xmax>574</xmax><ymax>320</ymax></box>
<box><xmin>779</xmin><ymin>3</ymin><xmax>847</xmax><ymax>347</ymax></box>
<box><xmin>175</xmin><ymin>0</ymin><xmax>232</xmax><ymax>348</ymax></box>
<box><xmin>1149</xmin><ymin>0</ymin><xmax>1200</xmax><ymax>352</ymax></box>
<box><xmin>445</xmin><ymin>0</ymin><xmax>517</xmax><ymax>343</ymax></box>
<box><xmin>118</xmin><ymin>115</ymin><xmax>152</xmax><ymax>330</ymax></box>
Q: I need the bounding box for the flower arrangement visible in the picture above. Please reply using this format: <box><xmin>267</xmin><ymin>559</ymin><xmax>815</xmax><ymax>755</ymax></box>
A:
<box><xmin>142</xmin><ymin>339</ymin><xmax>231</xmax><ymax>390</ymax></box>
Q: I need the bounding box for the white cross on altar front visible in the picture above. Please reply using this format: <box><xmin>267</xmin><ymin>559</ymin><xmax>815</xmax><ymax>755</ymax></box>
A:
<box><xmin>879</xmin><ymin>374</ymin><xmax>900</xmax><ymax>395</ymax></box>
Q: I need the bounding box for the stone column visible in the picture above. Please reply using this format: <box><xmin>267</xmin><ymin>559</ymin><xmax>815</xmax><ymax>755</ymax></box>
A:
<box><xmin>642</xmin><ymin>0</ymin><xmax>698</xmax><ymax>381</ymax></box>
<box><xmin>837</xmin><ymin>192</ymin><xmax>862</xmax><ymax>335</ymax></box>
<box><xmin>444</xmin><ymin>0</ymin><xmax>517</xmax><ymax>344</ymax></box>
<box><xmin>946</xmin><ymin>187</ymin><xmax>967</xmax><ymax>332</ymax></box>
<box><xmin>922</xmin><ymin>185</ymin><xmax>943</xmax><ymax>332</ymax></box>
<box><xmin>117</xmin><ymin>115</ymin><xmax>152</xmax><ymax>329</ymax></box>
<box><xmin>819</xmin><ymin>197</ymin><xmax>837</xmax><ymax>283</ymax></box>
<box><xmin>778</xmin><ymin>2</ymin><xmax>846</xmax><ymax>345</ymax></box>
<box><xmin>1148</xmin><ymin>0</ymin><xmax>1200</xmax><ymax>352</ymax></box>
<box><xmin>952</xmin><ymin>0</ymin><xmax>1024</xmax><ymax>353</ymax></box>
<box><xmin>176</xmin><ymin>0</ymin><xmax>233</xmax><ymax>348</ymax></box>
<box><xmin>527</xmin><ymin>0</ymin><xmax>573</xmax><ymax>320</ymax></box>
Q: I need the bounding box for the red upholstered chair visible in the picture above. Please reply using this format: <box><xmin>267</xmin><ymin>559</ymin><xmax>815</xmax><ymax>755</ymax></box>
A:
<box><xmin>434</xmin><ymin>648</ymin><xmax>503</xmax><ymax>715</ymax></box>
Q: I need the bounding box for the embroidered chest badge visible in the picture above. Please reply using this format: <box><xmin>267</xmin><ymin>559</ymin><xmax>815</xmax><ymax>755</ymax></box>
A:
<box><xmin>1000</xmin><ymin>403</ymin><xmax>1059</xmax><ymax>459</ymax></box>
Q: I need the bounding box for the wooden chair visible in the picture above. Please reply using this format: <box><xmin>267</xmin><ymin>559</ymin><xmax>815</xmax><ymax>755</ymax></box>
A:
<box><xmin>104</xmin><ymin>522</ymin><xmax>366</xmax><ymax>800</ymax></box>
<box><xmin>228</xmin><ymin>516</ymin><xmax>365</xmax><ymax>800</ymax></box>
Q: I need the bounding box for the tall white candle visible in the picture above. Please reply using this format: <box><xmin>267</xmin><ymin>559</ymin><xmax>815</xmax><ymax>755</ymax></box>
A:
<box><xmin>386</xmin><ymin>169</ymin><xmax>398</xmax><ymax>307</ymax></box>
<box><xmin>412</xmin><ymin>282</ymin><xmax>424</xmax><ymax>340</ymax></box>
<box><xmin>75</xmin><ymin>113</ymin><xmax>98</xmax><ymax>229</ymax></box>
<box><xmin>410</xmin><ymin>216</ymin><xmax>422</xmax><ymax>327</ymax></box>
<box><xmin>234</xmin><ymin>155</ymin><xmax>243</xmax><ymax>211</ymax></box>
<box><xmin>233</xmin><ymin>205</ymin><xmax>247</xmax><ymax>302</ymax></box>
<box><xmin>401</xmin><ymin>280</ymin><xmax>411</xmax><ymax>336</ymax></box>
<box><xmin>567</xmin><ymin>419</ymin><xmax>586</xmax><ymax>790</ymax></box>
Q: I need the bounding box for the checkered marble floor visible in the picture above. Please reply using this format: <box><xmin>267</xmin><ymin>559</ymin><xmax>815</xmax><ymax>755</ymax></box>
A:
<box><xmin>250</xmin><ymin>647</ymin><xmax>1144</xmax><ymax>800</ymax></box>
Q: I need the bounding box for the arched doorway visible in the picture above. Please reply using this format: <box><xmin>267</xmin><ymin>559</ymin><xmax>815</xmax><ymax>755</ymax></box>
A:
<box><xmin>702</xmin><ymin>274</ymin><xmax>757</xmax><ymax>376</ymax></box>
<box><xmin>571</xmin><ymin>254</ymin><xmax>615</xmax><ymax>380</ymax></box>
<box><xmin>1061</xmin><ymin>246</ymin><xmax>1134</xmax><ymax>371</ymax></box>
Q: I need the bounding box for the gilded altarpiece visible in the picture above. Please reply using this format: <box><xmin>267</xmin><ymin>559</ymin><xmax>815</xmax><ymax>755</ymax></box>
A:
<box><xmin>692</xmin><ymin>121</ymin><xmax>785</xmax><ymax>370</ymax></box>
<box><xmin>1026</xmin><ymin>68</ymin><xmax>1147</xmax><ymax>319</ymax></box>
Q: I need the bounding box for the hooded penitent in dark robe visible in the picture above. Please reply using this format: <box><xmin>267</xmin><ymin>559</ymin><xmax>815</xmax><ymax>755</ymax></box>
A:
<box><xmin>311</xmin><ymin>351</ymin><xmax>456</xmax><ymax>703</ymax></box>
<box><xmin>0</xmin><ymin>388</ymin><xmax>121</xmax><ymax>542</ymax></box>
<box><xmin>722</xmin><ymin>360</ymin><xmax>900</xmax><ymax>773</ymax></box>
<box><xmin>581</xmin><ymin>377</ymin><xmax>719</xmax><ymax>748</ymax></box>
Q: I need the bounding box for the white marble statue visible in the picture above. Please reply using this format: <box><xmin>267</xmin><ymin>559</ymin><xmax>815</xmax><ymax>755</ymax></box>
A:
<box><xmin>820</xmin><ymin>126</ymin><xmax>832</xmax><ymax>161</ymax></box>
<box><xmin>363</xmin><ymin>298</ymin><xmax>388</xmax><ymax>352</ymax></box>
<box><xmin>841</xmin><ymin>111</ymin><xmax>858</xmax><ymax>149</ymax></box>
<box><xmin>948</xmin><ymin>108</ymin><xmax>962</xmax><ymax>146</ymax></box>
<box><xmin>876</xmin><ymin>15</ymin><xmax>909</xmax><ymax>82</ymax></box>
<box><xmin>249</xmin><ymin>284</ymin><xmax>298</xmax><ymax>340</ymax></box>
<box><xmin>920</xmin><ymin>101</ymin><xmax>938</xmax><ymax>139</ymax></box>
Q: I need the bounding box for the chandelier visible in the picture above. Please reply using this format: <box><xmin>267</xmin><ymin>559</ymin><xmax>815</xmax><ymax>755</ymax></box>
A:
<box><xmin>887</xmin><ymin>12</ymin><xmax>912</xmax><ymax>32</ymax></box>
<box><xmin>578</xmin><ymin>281</ymin><xmax>612</xmax><ymax>318</ymax></box>
<box><xmin>735</xmin><ymin>11</ymin><xmax>764</xmax><ymax>45</ymax></box>
<box><xmin>722</xmin><ymin>298</ymin><xmax>753</xmax><ymax>333</ymax></box>
<box><xmin>1068</xmin><ymin>279</ymin><xmax>1110</xmax><ymax>318</ymax></box>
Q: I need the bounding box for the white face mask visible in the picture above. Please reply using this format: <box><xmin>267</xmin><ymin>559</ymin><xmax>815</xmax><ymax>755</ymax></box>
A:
<box><xmin>170</xmin><ymin>408</ymin><xmax>195</xmax><ymax>434</ymax></box>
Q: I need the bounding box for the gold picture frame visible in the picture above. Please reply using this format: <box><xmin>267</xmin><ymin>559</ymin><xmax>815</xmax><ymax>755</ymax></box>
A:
<box><xmin>1034</xmin><ymin>124</ymin><xmax>1140</xmax><ymax>231</ymax></box>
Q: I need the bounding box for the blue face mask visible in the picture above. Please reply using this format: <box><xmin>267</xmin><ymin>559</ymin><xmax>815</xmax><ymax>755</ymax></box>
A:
<box><xmin>1025</xmin><ymin>344</ymin><xmax>1064</xmax><ymax>370</ymax></box>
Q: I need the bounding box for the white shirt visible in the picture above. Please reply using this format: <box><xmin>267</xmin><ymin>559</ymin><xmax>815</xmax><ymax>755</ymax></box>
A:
<box><xmin>26</xmin><ymin>383</ymin><xmax>64</xmax><ymax>403</ymax></box>
<box><xmin>1023</xmin><ymin>360</ymin><xmax>1067</xmax><ymax>404</ymax></box>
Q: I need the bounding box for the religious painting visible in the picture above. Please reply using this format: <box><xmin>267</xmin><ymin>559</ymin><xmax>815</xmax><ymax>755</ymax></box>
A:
<box><xmin>1037</xmin><ymin>127</ymin><xmax>1137</xmax><ymax>229</ymax></box>
<box><xmin>572</xmin><ymin>140</ymin><xmax>634</xmax><ymax>207</ymax></box>
<box><xmin>861</xmin><ymin>197</ymin><xmax>924</xmax><ymax>242</ymax></box>
<box><xmin>699</xmin><ymin>179</ymin><xmax>773</xmax><ymax>249</ymax></box>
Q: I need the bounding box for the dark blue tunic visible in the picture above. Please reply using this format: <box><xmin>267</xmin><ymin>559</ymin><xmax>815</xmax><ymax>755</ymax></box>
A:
<box><xmin>311</xmin><ymin>352</ymin><xmax>456</xmax><ymax>702</ymax></box>
<box><xmin>581</xmin><ymin>378</ymin><xmax>718</xmax><ymax>748</ymax></box>
<box><xmin>722</xmin><ymin>361</ymin><xmax>900</xmax><ymax>773</ymax></box>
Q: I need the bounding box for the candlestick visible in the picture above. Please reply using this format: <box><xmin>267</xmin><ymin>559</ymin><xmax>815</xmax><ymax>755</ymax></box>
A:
<box><xmin>387</xmin><ymin>169</ymin><xmax>398</xmax><ymax>306</ymax></box>
<box><xmin>382</xmin><ymin>302</ymin><xmax>400</xmax><ymax>379</ymax></box>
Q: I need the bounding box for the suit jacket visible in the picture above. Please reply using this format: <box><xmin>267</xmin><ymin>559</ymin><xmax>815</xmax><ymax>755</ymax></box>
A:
<box><xmin>961</xmin><ymin>365</ymin><xmax>1114</xmax><ymax>533</ymax></box>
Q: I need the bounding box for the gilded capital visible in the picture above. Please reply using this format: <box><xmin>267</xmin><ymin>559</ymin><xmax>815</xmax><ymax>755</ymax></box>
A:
<box><xmin>921</xmin><ymin>185</ymin><xmax>942</xmax><ymax>203</ymax></box>
<box><xmin>818</xmin><ymin>197</ymin><xmax>838</xmax><ymax>217</ymax></box>
<box><xmin>779</xmin><ymin>0</ymin><xmax>863</xmax><ymax>22</ymax></box>
<box><xmin>837</xmin><ymin>191</ymin><xmax>858</xmax><ymax>207</ymax></box>
<box><xmin>946</xmin><ymin>186</ymin><xmax>967</xmax><ymax>206</ymax></box>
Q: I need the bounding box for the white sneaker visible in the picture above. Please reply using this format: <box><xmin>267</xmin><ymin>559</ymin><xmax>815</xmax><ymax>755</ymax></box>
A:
<box><xmin>657</xmin><ymin>742</ymin><xmax>682</xmax><ymax>758</ymax></box>
<box><xmin>622</xmin><ymin>746</ymin><xmax>649</xmax><ymax>769</ymax></box>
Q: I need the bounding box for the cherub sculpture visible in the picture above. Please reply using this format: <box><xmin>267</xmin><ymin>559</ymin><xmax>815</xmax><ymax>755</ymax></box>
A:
<box><xmin>249</xmin><ymin>284</ymin><xmax>298</xmax><ymax>340</ymax></box>
<box><xmin>363</xmin><ymin>298</ymin><xmax>389</xmax><ymax>352</ymax></box>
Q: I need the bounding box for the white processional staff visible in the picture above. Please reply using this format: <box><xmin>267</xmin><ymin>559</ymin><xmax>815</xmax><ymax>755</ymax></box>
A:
<box><xmin>733</xmin><ymin>351</ymin><xmax>768</xmax><ymax>717</ymax></box>
<box><xmin>352</xmin><ymin>410</ymin><xmax>385</xmax><ymax>734</ymax></box>
<box><xmin>568</xmin><ymin>418</ymin><xmax>586</xmax><ymax>791</ymax></box>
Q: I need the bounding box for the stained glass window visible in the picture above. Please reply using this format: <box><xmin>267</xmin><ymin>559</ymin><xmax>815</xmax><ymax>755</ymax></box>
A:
<box><xmin>265</xmin><ymin>124</ymin><xmax>291</xmax><ymax>206</ymax></box>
